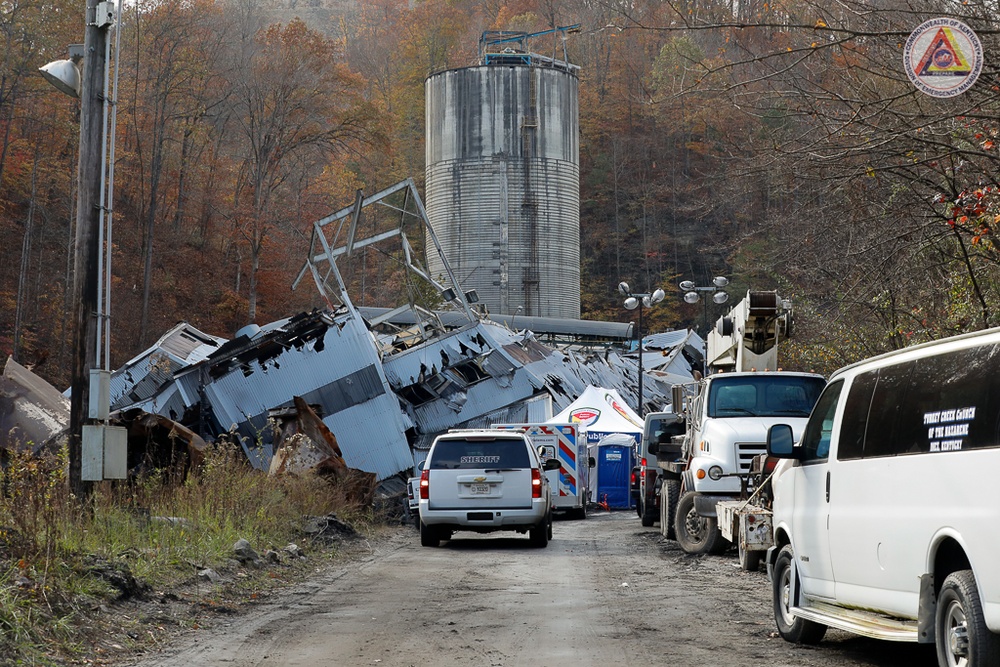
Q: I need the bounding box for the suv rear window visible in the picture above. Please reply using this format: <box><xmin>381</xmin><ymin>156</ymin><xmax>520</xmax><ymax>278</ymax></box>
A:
<box><xmin>429</xmin><ymin>438</ymin><xmax>530</xmax><ymax>469</ymax></box>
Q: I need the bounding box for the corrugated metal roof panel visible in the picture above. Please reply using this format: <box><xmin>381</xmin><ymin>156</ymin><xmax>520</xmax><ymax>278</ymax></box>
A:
<box><xmin>110</xmin><ymin>323</ymin><xmax>226</xmax><ymax>411</ymax></box>
<box><xmin>381</xmin><ymin>324</ymin><xmax>489</xmax><ymax>387</ymax></box>
<box><xmin>199</xmin><ymin>316</ymin><xmax>409</xmax><ymax>480</ymax></box>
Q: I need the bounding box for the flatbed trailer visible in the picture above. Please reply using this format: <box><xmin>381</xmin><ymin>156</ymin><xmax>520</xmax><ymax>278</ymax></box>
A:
<box><xmin>716</xmin><ymin>499</ymin><xmax>772</xmax><ymax>572</ymax></box>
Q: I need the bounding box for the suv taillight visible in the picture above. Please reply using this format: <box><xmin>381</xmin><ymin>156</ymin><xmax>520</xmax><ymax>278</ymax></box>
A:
<box><xmin>420</xmin><ymin>469</ymin><xmax>430</xmax><ymax>499</ymax></box>
<box><xmin>532</xmin><ymin>468</ymin><xmax>542</xmax><ymax>498</ymax></box>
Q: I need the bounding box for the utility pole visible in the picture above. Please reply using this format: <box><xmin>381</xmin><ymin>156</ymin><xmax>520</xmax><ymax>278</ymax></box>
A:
<box><xmin>68</xmin><ymin>0</ymin><xmax>112</xmax><ymax>498</ymax></box>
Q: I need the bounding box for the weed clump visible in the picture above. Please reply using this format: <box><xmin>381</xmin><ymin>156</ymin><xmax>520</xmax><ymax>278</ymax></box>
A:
<box><xmin>0</xmin><ymin>441</ymin><xmax>368</xmax><ymax>664</ymax></box>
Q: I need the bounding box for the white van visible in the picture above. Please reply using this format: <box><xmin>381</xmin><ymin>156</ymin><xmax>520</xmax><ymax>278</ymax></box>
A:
<box><xmin>766</xmin><ymin>328</ymin><xmax>1000</xmax><ymax>667</ymax></box>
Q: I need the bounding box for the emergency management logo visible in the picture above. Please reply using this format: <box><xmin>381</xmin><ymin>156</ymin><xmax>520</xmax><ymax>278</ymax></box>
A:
<box><xmin>904</xmin><ymin>18</ymin><xmax>982</xmax><ymax>98</ymax></box>
<box><xmin>606</xmin><ymin>392</ymin><xmax>643</xmax><ymax>429</ymax></box>
<box><xmin>570</xmin><ymin>408</ymin><xmax>600</xmax><ymax>427</ymax></box>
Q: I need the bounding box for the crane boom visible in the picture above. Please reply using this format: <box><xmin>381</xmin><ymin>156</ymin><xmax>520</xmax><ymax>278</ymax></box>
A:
<box><xmin>705</xmin><ymin>291</ymin><xmax>793</xmax><ymax>373</ymax></box>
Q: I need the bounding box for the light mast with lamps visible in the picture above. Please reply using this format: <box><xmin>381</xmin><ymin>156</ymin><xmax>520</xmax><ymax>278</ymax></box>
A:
<box><xmin>618</xmin><ymin>282</ymin><xmax>665</xmax><ymax>417</ymax></box>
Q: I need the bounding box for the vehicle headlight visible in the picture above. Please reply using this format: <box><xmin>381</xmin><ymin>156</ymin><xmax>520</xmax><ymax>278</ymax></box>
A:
<box><xmin>708</xmin><ymin>465</ymin><xmax>724</xmax><ymax>481</ymax></box>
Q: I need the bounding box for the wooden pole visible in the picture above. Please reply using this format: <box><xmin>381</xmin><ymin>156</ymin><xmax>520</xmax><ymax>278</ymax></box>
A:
<box><xmin>68</xmin><ymin>0</ymin><xmax>110</xmax><ymax>498</ymax></box>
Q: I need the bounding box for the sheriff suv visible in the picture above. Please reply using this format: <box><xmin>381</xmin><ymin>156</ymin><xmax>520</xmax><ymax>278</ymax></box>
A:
<box><xmin>418</xmin><ymin>429</ymin><xmax>560</xmax><ymax>548</ymax></box>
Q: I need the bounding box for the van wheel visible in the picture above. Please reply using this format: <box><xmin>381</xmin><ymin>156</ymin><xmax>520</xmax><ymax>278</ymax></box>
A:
<box><xmin>660</xmin><ymin>479</ymin><xmax>679</xmax><ymax>540</ymax></box>
<box><xmin>674</xmin><ymin>491</ymin><xmax>730</xmax><ymax>555</ymax></box>
<box><xmin>936</xmin><ymin>570</ymin><xmax>1000</xmax><ymax>667</ymax></box>
<box><xmin>419</xmin><ymin>521</ymin><xmax>439</xmax><ymax>548</ymax></box>
<box><xmin>772</xmin><ymin>545</ymin><xmax>826</xmax><ymax>644</ymax></box>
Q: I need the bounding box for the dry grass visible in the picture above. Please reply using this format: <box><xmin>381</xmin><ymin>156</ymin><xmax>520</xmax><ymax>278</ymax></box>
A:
<box><xmin>0</xmin><ymin>442</ymin><xmax>375</xmax><ymax>665</ymax></box>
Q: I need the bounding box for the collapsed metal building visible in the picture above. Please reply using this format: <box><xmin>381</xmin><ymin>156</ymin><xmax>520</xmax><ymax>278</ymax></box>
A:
<box><xmin>108</xmin><ymin>180</ymin><xmax>703</xmax><ymax>482</ymax></box>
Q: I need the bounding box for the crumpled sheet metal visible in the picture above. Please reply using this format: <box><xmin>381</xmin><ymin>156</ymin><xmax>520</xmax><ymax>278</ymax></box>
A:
<box><xmin>268</xmin><ymin>397</ymin><xmax>376</xmax><ymax>505</ymax></box>
<box><xmin>0</xmin><ymin>357</ymin><xmax>69</xmax><ymax>454</ymax></box>
<box><xmin>124</xmin><ymin>409</ymin><xmax>209</xmax><ymax>470</ymax></box>
<box><xmin>269</xmin><ymin>397</ymin><xmax>348</xmax><ymax>477</ymax></box>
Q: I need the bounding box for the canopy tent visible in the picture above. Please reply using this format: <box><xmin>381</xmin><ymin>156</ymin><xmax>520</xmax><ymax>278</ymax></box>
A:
<box><xmin>550</xmin><ymin>386</ymin><xmax>643</xmax><ymax>445</ymax></box>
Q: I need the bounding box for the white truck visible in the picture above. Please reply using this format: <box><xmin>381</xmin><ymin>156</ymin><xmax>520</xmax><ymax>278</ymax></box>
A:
<box><xmin>495</xmin><ymin>423</ymin><xmax>592</xmax><ymax>519</ymax></box>
<box><xmin>652</xmin><ymin>291</ymin><xmax>825</xmax><ymax>568</ymax></box>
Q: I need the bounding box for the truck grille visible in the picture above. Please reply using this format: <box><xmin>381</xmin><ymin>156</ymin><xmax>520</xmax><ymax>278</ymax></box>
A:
<box><xmin>736</xmin><ymin>443</ymin><xmax>766</xmax><ymax>474</ymax></box>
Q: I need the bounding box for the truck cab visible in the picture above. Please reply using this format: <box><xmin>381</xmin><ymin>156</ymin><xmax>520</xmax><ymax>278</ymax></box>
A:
<box><xmin>636</xmin><ymin>411</ymin><xmax>685</xmax><ymax>529</ymax></box>
<box><xmin>672</xmin><ymin>371</ymin><xmax>825</xmax><ymax>554</ymax></box>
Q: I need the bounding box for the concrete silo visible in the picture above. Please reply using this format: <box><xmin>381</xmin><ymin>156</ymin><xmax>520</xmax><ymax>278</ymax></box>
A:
<box><xmin>425</xmin><ymin>43</ymin><xmax>580</xmax><ymax>319</ymax></box>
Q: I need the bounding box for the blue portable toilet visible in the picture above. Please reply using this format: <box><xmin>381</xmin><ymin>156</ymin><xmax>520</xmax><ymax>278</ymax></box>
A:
<box><xmin>591</xmin><ymin>433</ymin><xmax>637</xmax><ymax>509</ymax></box>
<box><xmin>552</xmin><ymin>387</ymin><xmax>645</xmax><ymax>510</ymax></box>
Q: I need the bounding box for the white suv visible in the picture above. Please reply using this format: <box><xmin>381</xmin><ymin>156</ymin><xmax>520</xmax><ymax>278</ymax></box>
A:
<box><xmin>418</xmin><ymin>429</ymin><xmax>560</xmax><ymax>547</ymax></box>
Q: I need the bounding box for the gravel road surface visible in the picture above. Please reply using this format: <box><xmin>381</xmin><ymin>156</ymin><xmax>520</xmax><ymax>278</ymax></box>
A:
<box><xmin>127</xmin><ymin>510</ymin><xmax>939</xmax><ymax>667</ymax></box>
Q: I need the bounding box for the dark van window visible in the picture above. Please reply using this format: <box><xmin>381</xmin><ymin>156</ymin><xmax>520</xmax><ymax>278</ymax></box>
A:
<box><xmin>839</xmin><ymin>372</ymin><xmax>877</xmax><ymax>460</ymax></box>
<box><xmin>898</xmin><ymin>344</ymin><xmax>1000</xmax><ymax>453</ymax></box>
<box><xmin>799</xmin><ymin>380</ymin><xmax>843</xmax><ymax>463</ymax></box>
<box><xmin>841</xmin><ymin>342</ymin><xmax>1000</xmax><ymax>459</ymax></box>
<box><xmin>429</xmin><ymin>438</ymin><xmax>530</xmax><ymax>469</ymax></box>
<box><xmin>862</xmin><ymin>362</ymin><xmax>914</xmax><ymax>458</ymax></box>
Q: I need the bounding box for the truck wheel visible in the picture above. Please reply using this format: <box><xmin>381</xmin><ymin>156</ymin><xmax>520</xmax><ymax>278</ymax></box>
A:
<box><xmin>772</xmin><ymin>545</ymin><xmax>826</xmax><ymax>644</ymax></box>
<box><xmin>640</xmin><ymin>495</ymin><xmax>657</xmax><ymax>527</ymax></box>
<box><xmin>674</xmin><ymin>491</ymin><xmax>730</xmax><ymax>555</ymax></box>
<box><xmin>529</xmin><ymin>517</ymin><xmax>550</xmax><ymax>548</ymax></box>
<box><xmin>419</xmin><ymin>521</ymin><xmax>439</xmax><ymax>548</ymax></box>
<box><xmin>936</xmin><ymin>570</ymin><xmax>1000</xmax><ymax>667</ymax></box>
<box><xmin>660</xmin><ymin>479</ymin><xmax>679</xmax><ymax>540</ymax></box>
<box><xmin>738</xmin><ymin>543</ymin><xmax>762</xmax><ymax>572</ymax></box>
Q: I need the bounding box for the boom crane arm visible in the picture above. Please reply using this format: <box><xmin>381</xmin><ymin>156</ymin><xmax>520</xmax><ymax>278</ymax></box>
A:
<box><xmin>705</xmin><ymin>291</ymin><xmax>793</xmax><ymax>373</ymax></box>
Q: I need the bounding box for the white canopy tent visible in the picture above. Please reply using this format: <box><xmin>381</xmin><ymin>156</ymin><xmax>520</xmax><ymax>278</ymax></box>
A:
<box><xmin>550</xmin><ymin>385</ymin><xmax>643</xmax><ymax>444</ymax></box>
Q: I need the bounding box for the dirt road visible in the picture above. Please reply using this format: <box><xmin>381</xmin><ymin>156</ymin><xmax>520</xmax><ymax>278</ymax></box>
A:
<box><xmin>128</xmin><ymin>510</ymin><xmax>937</xmax><ymax>667</ymax></box>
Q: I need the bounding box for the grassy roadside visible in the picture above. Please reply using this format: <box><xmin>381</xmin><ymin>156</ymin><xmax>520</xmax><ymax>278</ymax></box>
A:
<box><xmin>0</xmin><ymin>443</ymin><xmax>386</xmax><ymax>666</ymax></box>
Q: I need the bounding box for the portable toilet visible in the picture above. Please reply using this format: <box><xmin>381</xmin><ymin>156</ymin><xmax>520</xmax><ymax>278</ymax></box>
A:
<box><xmin>589</xmin><ymin>433</ymin><xmax>637</xmax><ymax>509</ymax></box>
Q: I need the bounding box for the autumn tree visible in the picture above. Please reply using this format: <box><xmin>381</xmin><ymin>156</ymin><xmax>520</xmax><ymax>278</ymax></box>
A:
<box><xmin>219</xmin><ymin>14</ymin><xmax>386</xmax><ymax>323</ymax></box>
<box><xmin>117</xmin><ymin>0</ymin><xmax>235</xmax><ymax>347</ymax></box>
<box><xmin>600</xmin><ymin>0</ymin><xmax>1000</xmax><ymax>361</ymax></box>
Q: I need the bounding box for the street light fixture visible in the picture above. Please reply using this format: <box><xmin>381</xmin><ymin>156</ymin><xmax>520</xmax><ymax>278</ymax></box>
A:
<box><xmin>679</xmin><ymin>277</ymin><xmax>730</xmax><ymax>328</ymax></box>
<box><xmin>678</xmin><ymin>276</ymin><xmax>730</xmax><ymax>374</ymax></box>
<box><xmin>39</xmin><ymin>45</ymin><xmax>84</xmax><ymax>97</ymax></box>
<box><xmin>618</xmin><ymin>282</ymin><xmax>665</xmax><ymax>417</ymax></box>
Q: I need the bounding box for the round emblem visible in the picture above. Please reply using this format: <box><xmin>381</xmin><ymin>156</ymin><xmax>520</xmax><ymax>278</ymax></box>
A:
<box><xmin>903</xmin><ymin>18</ymin><xmax>982</xmax><ymax>98</ymax></box>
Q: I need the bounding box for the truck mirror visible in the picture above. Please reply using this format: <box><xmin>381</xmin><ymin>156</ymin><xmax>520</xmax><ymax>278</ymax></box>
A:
<box><xmin>767</xmin><ymin>424</ymin><xmax>796</xmax><ymax>457</ymax></box>
<box><xmin>588</xmin><ymin>456</ymin><xmax>596</xmax><ymax>468</ymax></box>
<box><xmin>671</xmin><ymin>385</ymin><xmax>685</xmax><ymax>413</ymax></box>
<box><xmin>544</xmin><ymin>458</ymin><xmax>562</xmax><ymax>471</ymax></box>
<box><xmin>417</xmin><ymin>460</ymin><xmax>425</xmax><ymax>472</ymax></box>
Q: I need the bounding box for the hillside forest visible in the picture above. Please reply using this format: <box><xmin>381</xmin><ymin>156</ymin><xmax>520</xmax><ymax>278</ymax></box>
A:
<box><xmin>4</xmin><ymin>0</ymin><xmax>1000</xmax><ymax>390</ymax></box>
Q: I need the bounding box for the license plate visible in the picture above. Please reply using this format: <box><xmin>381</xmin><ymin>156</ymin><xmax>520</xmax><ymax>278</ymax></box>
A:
<box><xmin>470</xmin><ymin>484</ymin><xmax>490</xmax><ymax>495</ymax></box>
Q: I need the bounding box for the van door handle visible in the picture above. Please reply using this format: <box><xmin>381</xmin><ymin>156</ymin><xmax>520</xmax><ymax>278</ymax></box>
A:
<box><xmin>825</xmin><ymin>471</ymin><xmax>831</xmax><ymax>503</ymax></box>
